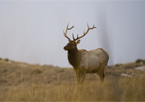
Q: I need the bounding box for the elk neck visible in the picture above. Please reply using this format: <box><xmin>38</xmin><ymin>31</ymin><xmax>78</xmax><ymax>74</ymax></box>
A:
<box><xmin>67</xmin><ymin>48</ymin><xmax>81</xmax><ymax>68</ymax></box>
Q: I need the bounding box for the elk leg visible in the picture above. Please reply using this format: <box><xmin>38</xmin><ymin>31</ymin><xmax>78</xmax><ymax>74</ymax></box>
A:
<box><xmin>97</xmin><ymin>72</ymin><xmax>104</xmax><ymax>82</ymax></box>
<box><xmin>100</xmin><ymin>72</ymin><xmax>105</xmax><ymax>82</ymax></box>
<box><xmin>97</xmin><ymin>66</ymin><xmax>105</xmax><ymax>82</ymax></box>
<box><xmin>76</xmin><ymin>72</ymin><xmax>80</xmax><ymax>83</ymax></box>
<box><xmin>80</xmin><ymin>71</ymin><xmax>86</xmax><ymax>83</ymax></box>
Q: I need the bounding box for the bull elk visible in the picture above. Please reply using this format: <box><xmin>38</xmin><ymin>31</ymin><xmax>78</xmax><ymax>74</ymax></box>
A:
<box><xmin>63</xmin><ymin>23</ymin><xmax>109</xmax><ymax>83</ymax></box>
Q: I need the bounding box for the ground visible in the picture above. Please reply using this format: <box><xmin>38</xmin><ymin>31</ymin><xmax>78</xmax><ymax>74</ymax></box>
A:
<box><xmin>0</xmin><ymin>58</ymin><xmax>145</xmax><ymax>101</ymax></box>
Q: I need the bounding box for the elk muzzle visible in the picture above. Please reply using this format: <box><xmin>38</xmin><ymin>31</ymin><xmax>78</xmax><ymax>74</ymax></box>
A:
<box><xmin>63</xmin><ymin>46</ymin><xmax>67</xmax><ymax>51</ymax></box>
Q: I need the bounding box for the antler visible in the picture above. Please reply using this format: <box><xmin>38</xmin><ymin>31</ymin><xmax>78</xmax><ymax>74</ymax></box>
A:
<box><xmin>73</xmin><ymin>23</ymin><xmax>96</xmax><ymax>41</ymax></box>
<box><xmin>63</xmin><ymin>23</ymin><xmax>74</xmax><ymax>41</ymax></box>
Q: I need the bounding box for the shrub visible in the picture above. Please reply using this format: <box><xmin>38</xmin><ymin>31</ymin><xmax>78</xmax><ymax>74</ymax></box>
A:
<box><xmin>33</xmin><ymin>69</ymin><xmax>42</xmax><ymax>74</ymax></box>
<box><xmin>4</xmin><ymin>58</ymin><xmax>9</xmax><ymax>62</ymax></box>
<box><xmin>136</xmin><ymin>59</ymin><xmax>145</xmax><ymax>64</ymax></box>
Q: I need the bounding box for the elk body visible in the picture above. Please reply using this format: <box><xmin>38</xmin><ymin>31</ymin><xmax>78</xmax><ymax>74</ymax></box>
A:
<box><xmin>63</xmin><ymin>23</ymin><xmax>109</xmax><ymax>83</ymax></box>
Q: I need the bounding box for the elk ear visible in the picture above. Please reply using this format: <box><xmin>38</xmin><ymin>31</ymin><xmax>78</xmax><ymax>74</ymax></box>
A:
<box><xmin>76</xmin><ymin>40</ymin><xmax>80</xmax><ymax>44</ymax></box>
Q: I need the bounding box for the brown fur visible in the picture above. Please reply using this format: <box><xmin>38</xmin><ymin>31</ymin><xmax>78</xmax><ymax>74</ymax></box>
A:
<box><xmin>63</xmin><ymin>23</ymin><xmax>109</xmax><ymax>83</ymax></box>
<box><xmin>64</xmin><ymin>41</ymin><xmax>109</xmax><ymax>83</ymax></box>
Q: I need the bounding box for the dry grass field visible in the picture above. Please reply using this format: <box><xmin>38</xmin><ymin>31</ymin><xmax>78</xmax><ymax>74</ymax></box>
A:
<box><xmin>0</xmin><ymin>58</ymin><xmax>145</xmax><ymax>101</ymax></box>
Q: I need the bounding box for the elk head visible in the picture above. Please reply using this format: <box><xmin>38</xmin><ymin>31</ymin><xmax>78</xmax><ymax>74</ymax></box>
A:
<box><xmin>63</xmin><ymin>23</ymin><xmax>96</xmax><ymax>51</ymax></box>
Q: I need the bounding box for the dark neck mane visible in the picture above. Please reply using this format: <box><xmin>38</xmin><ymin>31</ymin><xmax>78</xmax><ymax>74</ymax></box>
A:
<box><xmin>67</xmin><ymin>49</ymin><xmax>81</xmax><ymax>68</ymax></box>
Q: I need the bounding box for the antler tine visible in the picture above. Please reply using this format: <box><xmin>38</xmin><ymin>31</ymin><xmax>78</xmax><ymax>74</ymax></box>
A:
<box><xmin>73</xmin><ymin>23</ymin><xmax>96</xmax><ymax>41</ymax></box>
<box><xmin>68</xmin><ymin>25</ymin><xmax>74</xmax><ymax>30</ymax></box>
<box><xmin>72</xmin><ymin>33</ymin><xmax>75</xmax><ymax>40</ymax></box>
<box><xmin>72</xmin><ymin>33</ymin><xmax>79</xmax><ymax>40</ymax></box>
<box><xmin>63</xmin><ymin>23</ymin><xmax>74</xmax><ymax>41</ymax></box>
<box><xmin>63</xmin><ymin>30</ymin><xmax>70</xmax><ymax>41</ymax></box>
<box><xmin>65</xmin><ymin>23</ymin><xmax>69</xmax><ymax>34</ymax></box>
<box><xmin>87</xmin><ymin>22</ymin><xmax>89</xmax><ymax>28</ymax></box>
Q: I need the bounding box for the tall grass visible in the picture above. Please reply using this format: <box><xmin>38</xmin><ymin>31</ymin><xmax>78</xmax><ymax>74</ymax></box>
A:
<box><xmin>1</xmin><ymin>75</ymin><xmax>145</xmax><ymax>101</ymax></box>
<box><xmin>0</xmin><ymin>60</ymin><xmax>145</xmax><ymax>101</ymax></box>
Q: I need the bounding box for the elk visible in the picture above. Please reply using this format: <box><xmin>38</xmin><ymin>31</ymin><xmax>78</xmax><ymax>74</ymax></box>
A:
<box><xmin>63</xmin><ymin>23</ymin><xmax>109</xmax><ymax>83</ymax></box>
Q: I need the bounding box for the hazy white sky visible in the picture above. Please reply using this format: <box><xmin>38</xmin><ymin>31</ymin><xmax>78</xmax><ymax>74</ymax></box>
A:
<box><xmin>0</xmin><ymin>1</ymin><xmax>145</xmax><ymax>67</ymax></box>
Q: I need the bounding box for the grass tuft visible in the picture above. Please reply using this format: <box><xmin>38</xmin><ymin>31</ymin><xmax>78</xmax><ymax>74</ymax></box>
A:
<box><xmin>0</xmin><ymin>59</ymin><xmax>145</xmax><ymax>101</ymax></box>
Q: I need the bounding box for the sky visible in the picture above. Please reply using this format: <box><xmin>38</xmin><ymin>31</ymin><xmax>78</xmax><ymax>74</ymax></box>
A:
<box><xmin>0</xmin><ymin>1</ymin><xmax>145</xmax><ymax>67</ymax></box>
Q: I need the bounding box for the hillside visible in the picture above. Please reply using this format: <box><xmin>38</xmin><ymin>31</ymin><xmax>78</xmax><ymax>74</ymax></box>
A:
<box><xmin>0</xmin><ymin>58</ymin><xmax>145</xmax><ymax>101</ymax></box>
